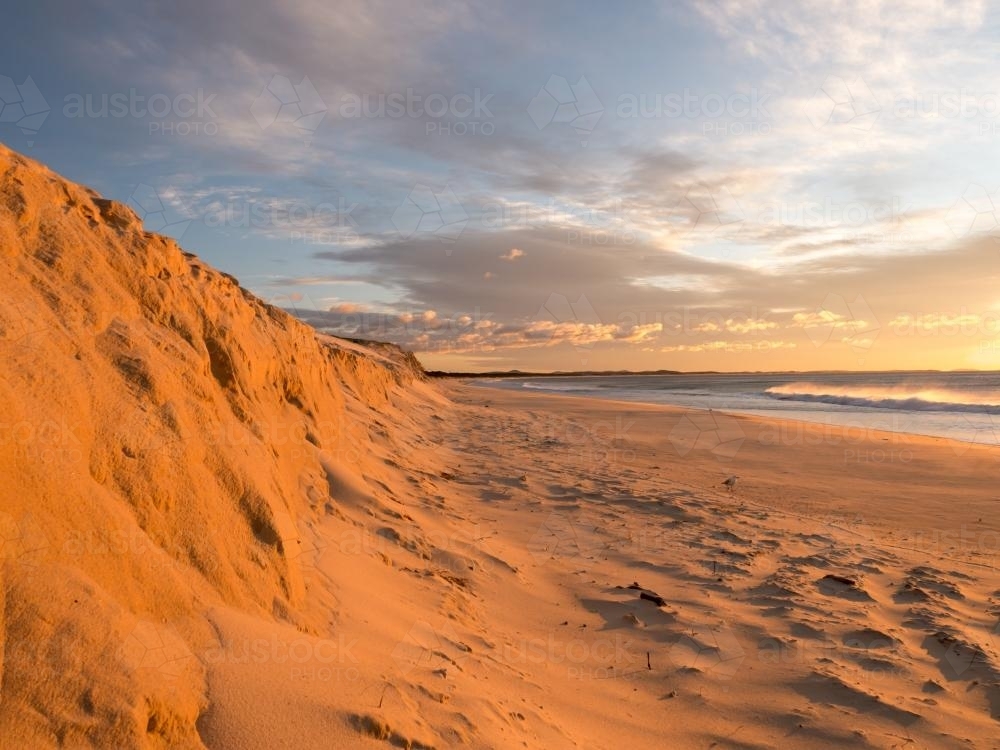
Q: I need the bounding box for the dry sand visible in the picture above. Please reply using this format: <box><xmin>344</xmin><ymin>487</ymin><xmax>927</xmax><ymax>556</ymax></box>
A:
<box><xmin>431</xmin><ymin>384</ymin><xmax>1000</xmax><ymax>748</ymax></box>
<box><xmin>2</xmin><ymin>143</ymin><xmax>999</xmax><ymax>748</ymax></box>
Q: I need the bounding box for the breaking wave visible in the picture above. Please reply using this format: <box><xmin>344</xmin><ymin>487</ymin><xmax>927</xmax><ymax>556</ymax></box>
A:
<box><xmin>521</xmin><ymin>381</ymin><xmax>598</xmax><ymax>392</ymax></box>
<box><xmin>765</xmin><ymin>383</ymin><xmax>1000</xmax><ymax>414</ymax></box>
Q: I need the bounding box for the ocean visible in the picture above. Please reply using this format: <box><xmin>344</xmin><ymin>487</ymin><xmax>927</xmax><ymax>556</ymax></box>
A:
<box><xmin>476</xmin><ymin>372</ymin><xmax>1000</xmax><ymax>446</ymax></box>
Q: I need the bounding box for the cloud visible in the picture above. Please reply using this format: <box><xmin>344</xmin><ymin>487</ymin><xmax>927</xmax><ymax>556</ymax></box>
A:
<box><xmin>659</xmin><ymin>339</ymin><xmax>797</xmax><ymax>353</ymax></box>
<box><xmin>694</xmin><ymin>318</ymin><xmax>778</xmax><ymax>334</ymax></box>
<box><xmin>260</xmin><ymin>275</ymin><xmax>371</xmax><ymax>286</ymax></box>
<box><xmin>330</xmin><ymin>302</ymin><xmax>362</xmax><ymax>313</ymax></box>
<box><xmin>789</xmin><ymin>310</ymin><xmax>870</xmax><ymax>331</ymax></box>
<box><xmin>294</xmin><ymin>304</ymin><xmax>663</xmax><ymax>356</ymax></box>
<box><xmin>298</xmin><ymin>205</ymin><xmax>1000</xmax><ymax>366</ymax></box>
<box><xmin>15</xmin><ymin>0</ymin><xmax>1000</xmax><ymax>370</ymax></box>
<box><xmin>692</xmin><ymin>0</ymin><xmax>985</xmax><ymax>73</ymax></box>
<box><xmin>890</xmin><ymin>311</ymin><xmax>1000</xmax><ymax>336</ymax></box>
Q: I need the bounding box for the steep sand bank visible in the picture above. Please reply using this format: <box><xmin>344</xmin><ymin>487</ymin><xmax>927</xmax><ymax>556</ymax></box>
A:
<box><xmin>0</xmin><ymin>143</ymin><xmax>442</xmax><ymax>747</ymax></box>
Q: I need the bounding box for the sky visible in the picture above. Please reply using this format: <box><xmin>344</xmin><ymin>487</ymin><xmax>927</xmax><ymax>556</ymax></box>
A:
<box><xmin>3</xmin><ymin>0</ymin><xmax>1000</xmax><ymax>372</ymax></box>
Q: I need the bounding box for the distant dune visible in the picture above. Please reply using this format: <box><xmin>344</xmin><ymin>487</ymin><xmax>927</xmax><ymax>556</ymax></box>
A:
<box><xmin>425</xmin><ymin>369</ymin><xmax>687</xmax><ymax>378</ymax></box>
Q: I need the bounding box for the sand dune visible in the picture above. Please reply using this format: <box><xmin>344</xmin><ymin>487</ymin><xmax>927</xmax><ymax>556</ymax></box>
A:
<box><xmin>2</xmin><ymin>144</ymin><xmax>1000</xmax><ymax>748</ymax></box>
<box><xmin>0</xmin><ymin>144</ymin><xmax>439</xmax><ymax>747</ymax></box>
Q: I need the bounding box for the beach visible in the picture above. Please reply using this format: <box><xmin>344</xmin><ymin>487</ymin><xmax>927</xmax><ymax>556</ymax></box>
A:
<box><xmin>4</xmin><ymin>143</ymin><xmax>1000</xmax><ymax>748</ymax></box>
<box><xmin>363</xmin><ymin>381</ymin><xmax>1000</xmax><ymax>749</ymax></box>
<box><xmin>197</xmin><ymin>381</ymin><xmax>1000</xmax><ymax>748</ymax></box>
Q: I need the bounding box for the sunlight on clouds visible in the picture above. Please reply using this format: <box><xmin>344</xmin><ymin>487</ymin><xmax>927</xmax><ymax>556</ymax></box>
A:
<box><xmin>26</xmin><ymin>0</ymin><xmax>1000</xmax><ymax>371</ymax></box>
